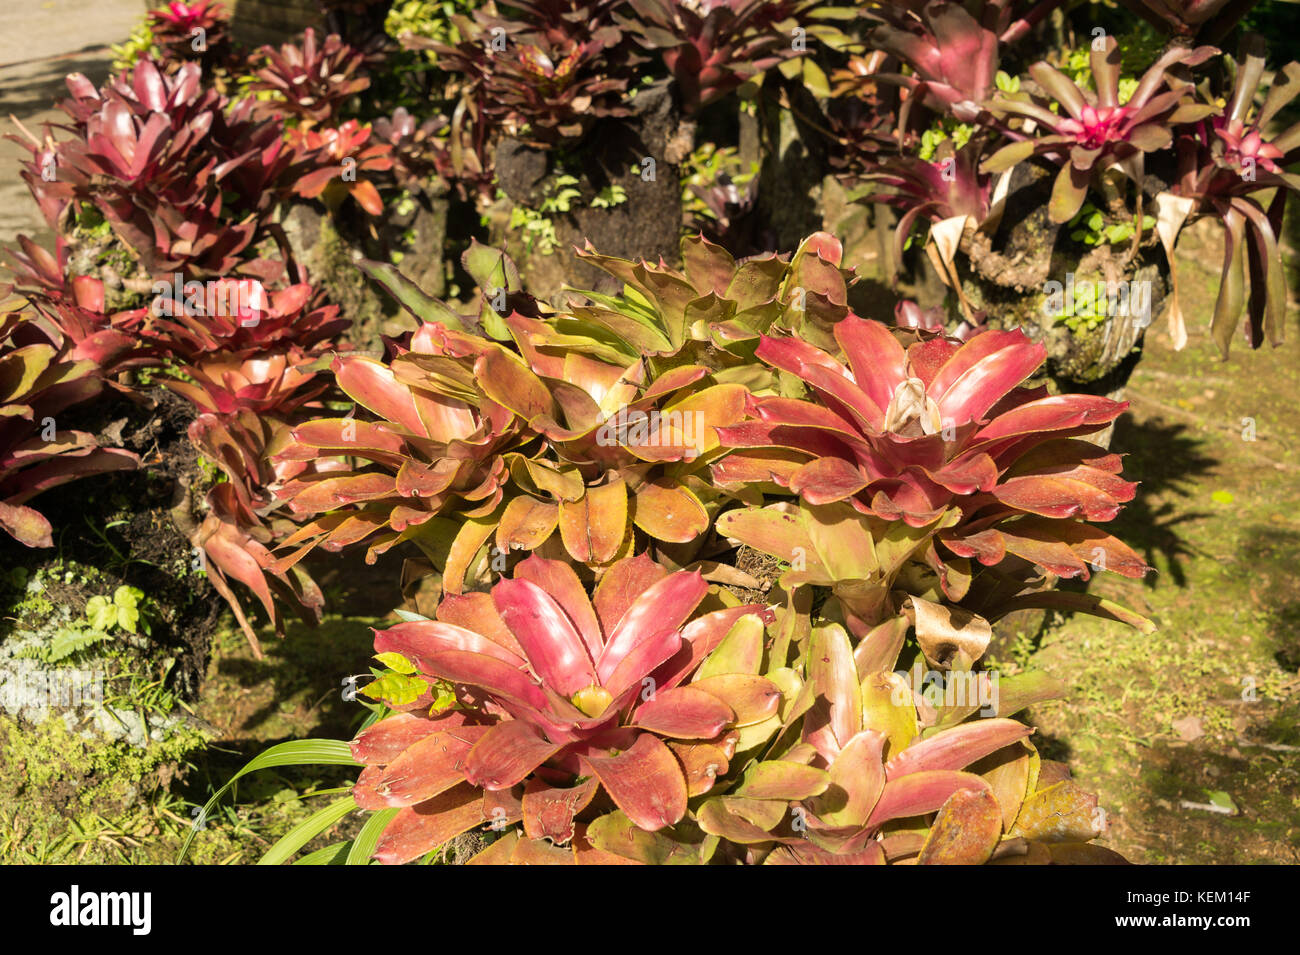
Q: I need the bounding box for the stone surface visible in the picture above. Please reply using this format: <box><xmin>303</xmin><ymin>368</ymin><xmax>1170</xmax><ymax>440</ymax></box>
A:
<box><xmin>494</xmin><ymin>82</ymin><xmax>688</xmax><ymax>302</ymax></box>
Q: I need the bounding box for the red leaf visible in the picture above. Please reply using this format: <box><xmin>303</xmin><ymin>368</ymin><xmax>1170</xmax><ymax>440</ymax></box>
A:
<box><xmin>463</xmin><ymin>720</ymin><xmax>562</xmax><ymax>790</ymax></box>
<box><xmin>592</xmin><ymin>552</ymin><xmax>670</xmax><ymax>637</ymax></box>
<box><xmin>866</xmin><ymin>770</ymin><xmax>992</xmax><ymax>828</ymax></box>
<box><xmin>633</xmin><ymin>686</ymin><xmax>733</xmax><ymax>738</ymax></box>
<box><xmin>834</xmin><ymin>316</ymin><xmax>908</xmax><ymax>417</ymax></box>
<box><xmin>595</xmin><ymin>570</ymin><xmax>706</xmax><ymax>685</ymax></box>
<box><xmin>581</xmin><ymin>734</ymin><xmax>688</xmax><ymax>832</ymax></box>
<box><xmin>374</xmin><ymin>620</ymin><xmax>522</xmax><ymax>672</ymax></box>
<box><xmin>350</xmin><ymin>711</ymin><xmax>456</xmax><ymax>765</ymax></box>
<box><xmin>374</xmin><ymin>783</ymin><xmax>485</xmax><ymax>865</ymax></box>
<box><xmin>886</xmin><ymin>719</ymin><xmax>1033</xmax><ymax>780</ymax></box>
<box><xmin>370</xmin><ymin>723</ymin><xmax>492</xmax><ymax>806</ymax></box>
<box><xmin>492</xmin><ymin>577</ymin><xmax>597</xmax><ymax>696</ymax></box>
<box><xmin>512</xmin><ymin>554</ymin><xmax>603</xmax><ymax>659</ymax></box>
<box><xmin>521</xmin><ymin>776</ymin><xmax>599</xmax><ymax>844</ymax></box>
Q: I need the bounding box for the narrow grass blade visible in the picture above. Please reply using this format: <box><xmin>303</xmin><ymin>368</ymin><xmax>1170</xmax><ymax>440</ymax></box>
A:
<box><xmin>258</xmin><ymin>796</ymin><xmax>357</xmax><ymax>866</ymax></box>
<box><xmin>178</xmin><ymin>739</ymin><xmax>360</xmax><ymax>863</ymax></box>
<box><xmin>346</xmin><ymin>808</ymin><xmax>398</xmax><ymax>865</ymax></box>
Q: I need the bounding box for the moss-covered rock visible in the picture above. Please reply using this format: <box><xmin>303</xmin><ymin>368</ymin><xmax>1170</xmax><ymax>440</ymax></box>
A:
<box><xmin>955</xmin><ymin>162</ymin><xmax>1167</xmax><ymax>389</ymax></box>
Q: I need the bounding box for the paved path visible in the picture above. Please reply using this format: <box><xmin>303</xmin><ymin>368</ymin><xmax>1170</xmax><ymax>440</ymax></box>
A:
<box><xmin>0</xmin><ymin>0</ymin><xmax>145</xmax><ymax>251</ymax></box>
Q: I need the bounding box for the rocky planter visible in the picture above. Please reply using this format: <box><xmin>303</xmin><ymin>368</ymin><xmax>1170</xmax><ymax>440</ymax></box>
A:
<box><xmin>280</xmin><ymin>182</ymin><xmax>450</xmax><ymax>355</ymax></box>
<box><xmin>0</xmin><ymin>388</ymin><xmax>227</xmax><ymax>699</ymax></box>
<box><xmin>490</xmin><ymin>82</ymin><xmax>691</xmax><ymax>303</ymax></box>
<box><xmin>959</xmin><ymin>243</ymin><xmax>1167</xmax><ymax>384</ymax></box>
<box><xmin>947</xmin><ymin>164</ymin><xmax>1170</xmax><ymax>446</ymax></box>
<box><xmin>59</xmin><ymin>215</ymin><xmax>154</xmax><ymax>314</ymax></box>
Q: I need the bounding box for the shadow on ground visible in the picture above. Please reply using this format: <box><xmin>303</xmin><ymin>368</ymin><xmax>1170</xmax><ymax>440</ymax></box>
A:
<box><xmin>1108</xmin><ymin>415</ymin><xmax>1218</xmax><ymax>588</ymax></box>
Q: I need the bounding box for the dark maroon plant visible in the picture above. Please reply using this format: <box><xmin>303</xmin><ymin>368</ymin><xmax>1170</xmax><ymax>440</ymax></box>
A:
<box><xmin>10</xmin><ymin>59</ymin><xmax>317</xmax><ymax>280</ymax></box>
<box><xmin>866</xmin><ymin>1</ymin><xmax>1069</xmax><ymax>124</ymax></box>
<box><xmin>373</xmin><ymin>108</ymin><xmax>450</xmax><ymax>190</ymax></box>
<box><xmin>246</xmin><ymin>28</ymin><xmax>371</xmax><ymax>127</ymax></box>
<box><xmin>427</xmin><ymin>14</ymin><xmax>635</xmax><ymax>145</ymax></box>
<box><xmin>1170</xmin><ymin>36</ymin><xmax>1300</xmax><ymax>354</ymax></box>
<box><xmin>823</xmin><ymin>52</ymin><xmax>902</xmax><ymax>184</ymax></box>
<box><xmin>619</xmin><ymin>0</ymin><xmax>819</xmax><ymax>114</ymax></box>
<box><xmin>859</xmin><ymin>139</ymin><xmax>992</xmax><ymax>266</ymax></box>
<box><xmin>1117</xmin><ymin>0</ymin><xmax>1262</xmax><ymax>44</ymax></box>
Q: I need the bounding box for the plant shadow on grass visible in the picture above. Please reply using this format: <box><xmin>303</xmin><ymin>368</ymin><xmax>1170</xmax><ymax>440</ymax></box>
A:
<box><xmin>210</xmin><ymin>544</ymin><xmax>408</xmax><ymax>738</ymax></box>
<box><xmin>171</xmin><ymin>615</ymin><xmax>381</xmax><ymax>846</ymax></box>
<box><xmin>1238</xmin><ymin>526</ymin><xmax>1300</xmax><ymax>674</ymax></box>
<box><xmin>990</xmin><ymin>415</ymin><xmax>1217</xmax><ymax>659</ymax></box>
<box><xmin>1106</xmin><ymin>414</ymin><xmax>1218</xmax><ymax>588</ymax></box>
<box><xmin>214</xmin><ymin>615</ymin><xmax>378</xmax><ymax>739</ymax></box>
<box><xmin>170</xmin><ymin>547</ymin><xmax>414</xmax><ymax>847</ymax></box>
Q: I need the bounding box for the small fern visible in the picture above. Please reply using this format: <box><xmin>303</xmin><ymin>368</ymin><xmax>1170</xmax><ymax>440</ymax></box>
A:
<box><xmin>17</xmin><ymin>626</ymin><xmax>113</xmax><ymax>664</ymax></box>
<box><xmin>45</xmin><ymin>627</ymin><xmax>114</xmax><ymax>663</ymax></box>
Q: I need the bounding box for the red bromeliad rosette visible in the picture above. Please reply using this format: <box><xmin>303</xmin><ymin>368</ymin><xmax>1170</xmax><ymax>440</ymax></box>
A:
<box><xmin>713</xmin><ymin>317</ymin><xmax>1150</xmax><ymax>597</ymax></box>
<box><xmin>349</xmin><ymin>552</ymin><xmax>777</xmax><ymax>864</ymax></box>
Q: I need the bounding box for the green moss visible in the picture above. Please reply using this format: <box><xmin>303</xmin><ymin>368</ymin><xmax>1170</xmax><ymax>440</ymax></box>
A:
<box><xmin>0</xmin><ymin>710</ymin><xmax>355</xmax><ymax>864</ymax></box>
<box><xmin>2</xmin><ymin>715</ymin><xmax>204</xmax><ymax>808</ymax></box>
<box><xmin>316</xmin><ymin>217</ymin><xmax>394</xmax><ymax>353</ymax></box>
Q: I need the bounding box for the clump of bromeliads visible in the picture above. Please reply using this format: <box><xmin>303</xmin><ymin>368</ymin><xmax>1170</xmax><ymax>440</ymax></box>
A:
<box><xmin>0</xmin><ymin>0</ymin><xmax>1178</xmax><ymax>865</ymax></box>
<box><xmin>210</xmin><ymin>230</ymin><xmax>1154</xmax><ymax>865</ymax></box>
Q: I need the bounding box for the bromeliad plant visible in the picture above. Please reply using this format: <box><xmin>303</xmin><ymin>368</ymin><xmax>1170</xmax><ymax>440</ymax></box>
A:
<box><xmin>288</xmin><ymin>120</ymin><xmax>395</xmax><ymax>216</ymax></box>
<box><xmin>1164</xmin><ymin>36</ymin><xmax>1300</xmax><ymax>354</ymax></box>
<box><xmin>684</xmin><ymin>616</ymin><xmax>1123</xmax><ymax>865</ymax></box>
<box><xmin>11</xmin><ymin>59</ymin><xmax>319</xmax><ymax>280</ymax></box>
<box><xmin>714</xmin><ymin>316</ymin><xmax>1150</xmax><ymax>635</ymax></box>
<box><xmin>859</xmin><ymin>138</ymin><xmax>993</xmax><ymax>268</ymax></box>
<box><xmin>617</xmin><ymin>0</ymin><xmax>829</xmax><ymax>115</ymax></box>
<box><xmin>247</xmin><ymin>29</ymin><xmax>372</xmax><ymax>127</ymax></box>
<box><xmin>0</xmin><ymin>302</ymin><xmax>139</xmax><ymax>548</ymax></box>
<box><xmin>191</xmin><ymin>227</ymin><xmax>1151</xmax><ymax>864</ymax></box>
<box><xmin>146</xmin><ymin>0</ymin><xmax>238</xmax><ymax>74</ymax></box>
<box><xmin>271</xmin><ymin>233</ymin><xmax>851</xmax><ymax>587</ymax></box>
<box><xmin>421</xmin><ymin>2</ymin><xmax>637</xmax><ymax>146</ymax></box>
<box><xmin>832</xmin><ymin>3</ymin><xmax>1300</xmax><ymax>362</ymax></box>
<box><xmin>349</xmin><ymin>553</ymin><xmax>775</xmax><ymax>860</ymax></box>
<box><xmin>980</xmin><ymin>36</ymin><xmax>1217</xmax><ymax>224</ymax></box>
